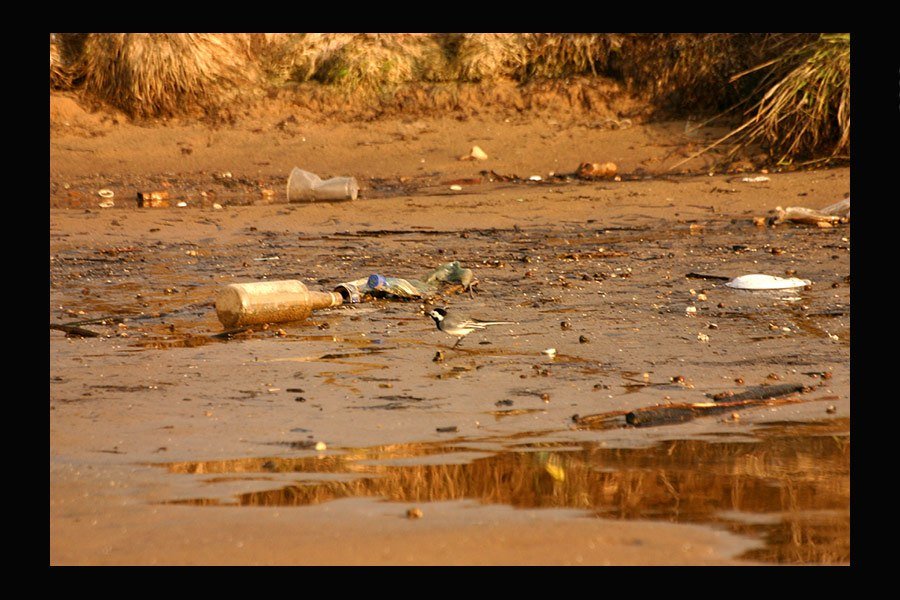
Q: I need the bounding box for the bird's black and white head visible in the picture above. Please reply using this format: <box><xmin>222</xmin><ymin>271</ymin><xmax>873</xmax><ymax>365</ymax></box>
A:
<box><xmin>428</xmin><ymin>307</ymin><xmax>447</xmax><ymax>325</ymax></box>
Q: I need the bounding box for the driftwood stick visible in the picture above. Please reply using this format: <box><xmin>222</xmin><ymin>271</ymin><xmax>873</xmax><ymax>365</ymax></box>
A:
<box><xmin>49</xmin><ymin>324</ymin><xmax>100</xmax><ymax>338</ymax></box>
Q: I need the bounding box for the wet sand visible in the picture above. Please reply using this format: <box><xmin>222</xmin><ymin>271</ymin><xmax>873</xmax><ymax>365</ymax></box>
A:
<box><xmin>50</xmin><ymin>99</ymin><xmax>850</xmax><ymax>565</ymax></box>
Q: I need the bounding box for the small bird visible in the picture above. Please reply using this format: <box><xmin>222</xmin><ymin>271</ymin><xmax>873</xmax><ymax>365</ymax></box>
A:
<box><xmin>428</xmin><ymin>307</ymin><xmax>515</xmax><ymax>348</ymax></box>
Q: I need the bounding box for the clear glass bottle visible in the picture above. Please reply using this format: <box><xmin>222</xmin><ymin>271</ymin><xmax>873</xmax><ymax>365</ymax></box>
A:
<box><xmin>215</xmin><ymin>280</ymin><xmax>343</xmax><ymax>328</ymax></box>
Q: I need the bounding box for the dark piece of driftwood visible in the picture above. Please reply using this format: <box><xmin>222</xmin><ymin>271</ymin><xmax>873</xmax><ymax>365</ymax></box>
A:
<box><xmin>707</xmin><ymin>382</ymin><xmax>807</xmax><ymax>402</ymax></box>
<box><xmin>49</xmin><ymin>324</ymin><xmax>100</xmax><ymax>338</ymax></box>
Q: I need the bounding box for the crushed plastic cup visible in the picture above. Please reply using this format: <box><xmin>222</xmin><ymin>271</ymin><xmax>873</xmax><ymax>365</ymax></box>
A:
<box><xmin>287</xmin><ymin>167</ymin><xmax>358</xmax><ymax>202</ymax></box>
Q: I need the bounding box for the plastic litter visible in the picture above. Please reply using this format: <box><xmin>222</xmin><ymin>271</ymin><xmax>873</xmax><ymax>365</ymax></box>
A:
<box><xmin>770</xmin><ymin>197</ymin><xmax>850</xmax><ymax>226</ymax></box>
<box><xmin>725</xmin><ymin>274</ymin><xmax>811</xmax><ymax>290</ymax></box>
<box><xmin>137</xmin><ymin>191</ymin><xmax>170</xmax><ymax>208</ymax></box>
<box><xmin>576</xmin><ymin>162</ymin><xmax>618</xmax><ymax>180</ymax></box>
<box><xmin>287</xmin><ymin>167</ymin><xmax>358</xmax><ymax>202</ymax></box>
<box><xmin>459</xmin><ymin>146</ymin><xmax>488</xmax><ymax>161</ymax></box>
<box><xmin>333</xmin><ymin>261</ymin><xmax>476</xmax><ymax>303</ymax></box>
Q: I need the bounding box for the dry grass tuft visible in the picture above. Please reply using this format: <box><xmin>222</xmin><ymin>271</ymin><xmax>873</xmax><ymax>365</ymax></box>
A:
<box><xmin>311</xmin><ymin>34</ymin><xmax>446</xmax><ymax>90</ymax></box>
<box><xmin>455</xmin><ymin>33</ymin><xmax>529</xmax><ymax>81</ymax></box>
<box><xmin>616</xmin><ymin>33</ymin><xmax>817</xmax><ymax>113</ymax></box>
<box><xmin>254</xmin><ymin>33</ymin><xmax>356</xmax><ymax>85</ymax></box>
<box><xmin>76</xmin><ymin>33</ymin><xmax>259</xmax><ymax>119</ymax></box>
<box><xmin>520</xmin><ymin>34</ymin><xmax>622</xmax><ymax>80</ymax></box>
<box><xmin>729</xmin><ymin>33</ymin><xmax>850</xmax><ymax>163</ymax></box>
<box><xmin>50</xmin><ymin>34</ymin><xmax>69</xmax><ymax>89</ymax></box>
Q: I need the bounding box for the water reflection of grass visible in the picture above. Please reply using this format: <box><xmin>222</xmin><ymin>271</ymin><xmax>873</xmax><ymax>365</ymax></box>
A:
<box><xmin>162</xmin><ymin>419</ymin><xmax>849</xmax><ymax>564</ymax></box>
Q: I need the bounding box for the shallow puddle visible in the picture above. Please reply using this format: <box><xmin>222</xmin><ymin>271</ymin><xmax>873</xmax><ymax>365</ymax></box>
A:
<box><xmin>157</xmin><ymin>418</ymin><xmax>849</xmax><ymax>564</ymax></box>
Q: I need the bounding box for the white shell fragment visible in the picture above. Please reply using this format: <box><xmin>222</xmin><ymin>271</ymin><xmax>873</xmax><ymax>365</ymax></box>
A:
<box><xmin>529</xmin><ymin>175</ymin><xmax>542</xmax><ymax>181</ymax></box>
<box><xmin>449</xmin><ymin>185</ymin><xmax>463</xmax><ymax>191</ymax></box>
<box><xmin>741</xmin><ymin>176</ymin><xmax>770</xmax><ymax>183</ymax></box>
<box><xmin>469</xmin><ymin>146</ymin><xmax>488</xmax><ymax>160</ymax></box>
<box><xmin>542</xmin><ymin>348</ymin><xmax>557</xmax><ymax>358</ymax></box>
<box><xmin>177</xmin><ymin>201</ymin><xmax>188</xmax><ymax>207</ymax></box>
<box><xmin>98</xmin><ymin>200</ymin><xmax>114</xmax><ymax>208</ymax></box>
<box><xmin>725</xmin><ymin>274</ymin><xmax>811</xmax><ymax>290</ymax></box>
<box><xmin>98</xmin><ymin>189</ymin><xmax>115</xmax><ymax>198</ymax></box>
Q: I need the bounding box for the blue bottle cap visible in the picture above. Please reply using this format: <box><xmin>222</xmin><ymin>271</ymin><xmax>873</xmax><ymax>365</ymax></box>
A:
<box><xmin>367</xmin><ymin>274</ymin><xmax>387</xmax><ymax>289</ymax></box>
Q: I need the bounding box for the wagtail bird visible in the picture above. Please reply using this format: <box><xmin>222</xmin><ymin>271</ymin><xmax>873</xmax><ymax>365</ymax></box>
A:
<box><xmin>428</xmin><ymin>307</ymin><xmax>515</xmax><ymax>348</ymax></box>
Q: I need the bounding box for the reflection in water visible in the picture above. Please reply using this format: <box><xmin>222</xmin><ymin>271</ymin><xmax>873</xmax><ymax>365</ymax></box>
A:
<box><xmin>160</xmin><ymin>419</ymin><xmax>849</xmax><ymax>564</ymax></box>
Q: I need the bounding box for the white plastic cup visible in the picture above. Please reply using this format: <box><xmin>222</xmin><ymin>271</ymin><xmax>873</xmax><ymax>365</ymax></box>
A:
<box><xmin>287</xmin><ymin>167</ymin><xmax>358</xmax><ymax>202</ymax></box>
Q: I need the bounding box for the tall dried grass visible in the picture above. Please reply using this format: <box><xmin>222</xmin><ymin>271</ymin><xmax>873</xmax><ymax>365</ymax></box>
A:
<box><xmin>76</xmin><ymin>33</ymin><xmax>259</xmax><ymax>119</ymax></box>
<box><xmin>50</xmin><ymin>34</ymin><xmax>68</xmax><ymax>89</ymax></box>
<box><xmin>520</xmin><ymin>33</ymin><xmax>622</xmax><ymax>80</ymax></box>
<box><xmin>311</xmin><ymin>33</ymin><xmax>448</xmax><ymax>90</ymax></box>
<box><xmin>729</xmin><ymin>33</ymin><xmax>850</xmax><ymax>163</ymax></box>
<box><xmin>455</xmin><ymin>33</ymin><xmax>529</xmax><ymax>81</ymax></box>
<box><xmin>255</xmin><ymin>33</ymin><xmax>356</xmax><ymax>85</ymax></box>
<box><xmin>616</xmin><ymin>33</ymin><xmax>817</xmax><ymax>112</ymax></box>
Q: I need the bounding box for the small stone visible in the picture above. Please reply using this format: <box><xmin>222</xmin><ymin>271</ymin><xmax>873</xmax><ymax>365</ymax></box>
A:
<box><xmin>540</xmin><ymin>393</ymin><xmax>550</xmax><ymax>403</ymax></box>
<box><xmin>696</xmin><ymin>293</ymin><xmax>707</xmax><ymax>302</ymax></box>
<box><xmin>433</xmin><ymin>350</ymin><xmax>445</xmax><ymax>362</ymax></box>
<box><xmin>735</xmin><ymin>377</ymin><xmax>744</xmax><ymax>385</ymax></box>
<box><xmin>697</xmin><ymin>332</ymin><xmax>710</xmax><ymax>343</ymax></box>
<box><xmin>314</xmin><ymin>441</ymin><xmax>327</xmax><ymax>451</ymax></box>
<box><xmin>542</xmin><ymin>348</ymin><xmax>557</xmax><ymax>358</ymax></box>
<box><xmin>671</xmin><ymin>375</ymin><xmax>685</xmax><ymax>384</ymax></box>
<box><xmin>767</xmin><ymin>373</ymin><xmax>781</xmax><ymax>381</ymax></box>
<box><xmin>561</xmin><ymin>321</ymin><xmax>572</xmax><ymax>330</ymax></box>
<box><xmin>826</xmin><ymin>405</ymin><xmax>837</xmax><ymax>414</ymax></box>
<box><xmin>579</xmin><ymin>335</ymin><xmax>589</xmax><ymax>343</ymax></box>
<box><xmin>407</xmin><ymin>507</ymin><xmax>423</xmax><ymax>519</ymax></box>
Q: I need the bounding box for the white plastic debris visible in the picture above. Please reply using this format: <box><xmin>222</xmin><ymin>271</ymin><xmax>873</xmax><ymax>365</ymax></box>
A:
<box><xmin>725</xmin><ymin>274</ymin><xmax>811</xmax><ymax>290</ymax></box>
<box><xmin>529</xmin><ymin>175</ymin><xmax>542</xmax><ymax>181</ymax></box>
<box><xmin>741</xmin><ymin>176</ymin><xmax>770</xmax><ymax>183</ymax></box>
<box><xmin>469</xmin><ymin>146</ymin><xmax>488</xmax><ymax>160</ymax></box>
